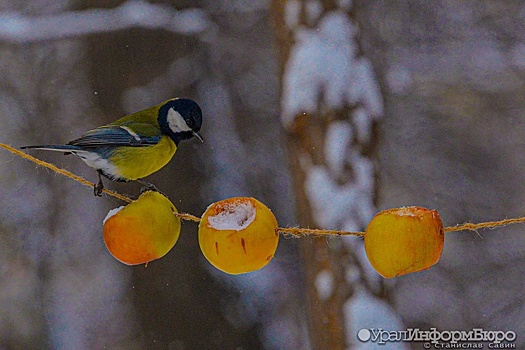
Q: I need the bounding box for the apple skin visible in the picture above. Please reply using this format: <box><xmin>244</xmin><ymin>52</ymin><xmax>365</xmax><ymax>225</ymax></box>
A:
<box><xmin>103</xmin><ymin>191</ymin><xmax>181</xmax><ymax>266</ymax></box>
<box><xmin>364</xmin><ymin>206</ymin><xmax>444</xmax><ymax>278</ymax></box>
<box><xmin>199</xmin><ymin>197</ymin><xmax>279</xmax><ymax>275</ymax></box>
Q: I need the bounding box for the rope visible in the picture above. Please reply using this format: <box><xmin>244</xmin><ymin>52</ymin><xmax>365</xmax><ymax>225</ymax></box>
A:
<box><xmin>3</xmin><ymin>142</ymin><xmax>525</xmax><ymax>235</ymax></box>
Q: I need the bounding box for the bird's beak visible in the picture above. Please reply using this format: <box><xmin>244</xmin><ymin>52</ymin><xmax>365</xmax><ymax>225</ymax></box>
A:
<box><xmin>193</xmin><ymin>131</ymin><xmax>204</xmax><ymax>142</ymax></box>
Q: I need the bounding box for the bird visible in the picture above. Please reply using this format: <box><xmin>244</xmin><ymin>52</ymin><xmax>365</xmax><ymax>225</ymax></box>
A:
<box><xmin>21</xmin><ymin>97</ymin><xmax>203</xmax><ymax>196</ymax></box>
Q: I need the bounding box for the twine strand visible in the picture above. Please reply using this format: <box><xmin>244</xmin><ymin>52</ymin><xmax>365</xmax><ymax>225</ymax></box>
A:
<box><xmin>176</xmin><ymin>212</ymin><xmax>201</xmax><ymax>222</ymax></box>
<box><xmin>3</xmin><ymin>142</ymin><xmax>525</xmax><ymax>235</ymax></box>
<box><xmin>1</xmin><ymin>143</ymin><xmax>132</xmax><ymax>203</ymax></box>
<box><xmin>0</xmin><ymin>143</ymin><xmax>195</xmax><ymax>220</ymax></box>
<box><xmin>276</xmin><ymin>227</ymin><xmax>365</xmax><ymax>237</ymax></box>
<box><xmin>443</xmin><ymin>217</ymin><xmax>525</xmax><ymax>233</ymax></box>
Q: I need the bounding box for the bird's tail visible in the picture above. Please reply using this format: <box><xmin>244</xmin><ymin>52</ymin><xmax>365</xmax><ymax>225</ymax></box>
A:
<box><xmin>20</xmin><ymin>144</ymin><xmax>82</xmax><ymax>152</ymax></box>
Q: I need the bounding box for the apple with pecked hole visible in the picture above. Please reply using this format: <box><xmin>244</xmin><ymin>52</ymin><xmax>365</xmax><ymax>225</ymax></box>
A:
<box><xmin>198</xmin><ymin>197</ymin><xmax>279</xmax><ymax>274</ymax></box>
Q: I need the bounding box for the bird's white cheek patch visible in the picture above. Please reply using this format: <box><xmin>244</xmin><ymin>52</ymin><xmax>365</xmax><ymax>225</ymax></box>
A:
<box><xmin>167</xmin><ymin>108</ymin><xmax>192</xmax><ymax>133</ymax></box>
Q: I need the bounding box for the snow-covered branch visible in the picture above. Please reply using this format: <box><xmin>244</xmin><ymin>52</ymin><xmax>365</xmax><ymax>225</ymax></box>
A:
<box><xmin>0</xmin><ymin>0</ymin><xmax>208</xmax><ymax>43</ymax></box>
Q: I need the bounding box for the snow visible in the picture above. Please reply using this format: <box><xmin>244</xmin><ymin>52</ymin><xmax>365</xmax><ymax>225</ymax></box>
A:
<box><xmin>280</xmin><ymin>5</ymin><xmax>390</xmax><ymax>343</ymax></box>
<box><xmin>305</xmin><ymin>0</ymin><xmax>323</xmax><ymax>23</ymax></box>
<box><xmin>207</xmin><ymin>200</ymin><xmax>256</xmax><ymax>231</ymax></box>
<box><xmin>324</xmin><ymin>121</ymin><xmax>353</xmax><ymax>178</ymax></box>
<box><xmin>262</xmin><ymin>314</ymin><xmax>309</xmax><ymax>350</ymax></box>
<box><xmin>345</xmin><ymin>238</ymin><xmax>384</xmax><ymax>293</ymax></box>
<box><xmin>0</xmin><ymin>0</ymin><xmax>208</xmax><ymax>43</ymax></box>
<box><xmin>284</xmin><ymin>0</ymin><xmax>301</xmax><ymax>29</ymax></box>
<box><xmin>197</xmin><ymin>79</ymin><xmax>250</xmax><ymax>198</ymax></box>
<box><xmin>395</xmin><ymin>207</ymin><xmax>420</xmax><ymax>216</ymax></box>
<box><xmin>281</xmin><ymin>1</ymin><xmax>382</xmax><ymax>274</ymax></box>
<box><xmin>281</xmin><ymin>11</ymin><xmax>383</xmax><ymax>127</ymax></box>
<box><xmin>315</xmin><ymin>269</ymin><xmax>334</xmax><ymax>301</ymax></box>
<box><xmin>353</xmin><ymin>59</ymin><xmax>384</xmax><ymax>116</ymax></box>
<box><xmin>212</xmin><ymin>263</ymin><xmax>310</xmax><ymax>349</ymax></box>
<box><xmin>345</xmin><ymin>289</ymin><xmax>408</xmax><ymax>349</ymax></box>
<box><xmin>281</xmin><ymin>11</ymin><xmax>355</xmax><ymax>125</ymax></box>
<box><xmin>103</xmin><ymin>206</ymin><xmax>124</xmax><ymax>224</ymax></box>
<box><xmin>304</xmin><ymin>157</ymin><xmax>375</xmax><ymax>231</ymax></box>
<box><xmin>337</xmin><ymin>0</ymin><xmax>353</xmax><ymax>11</ymax></box>
<box><xmin>352</xmin><ymin>108</ymin><xmax>373</xmax><ymax>144</ymax></box>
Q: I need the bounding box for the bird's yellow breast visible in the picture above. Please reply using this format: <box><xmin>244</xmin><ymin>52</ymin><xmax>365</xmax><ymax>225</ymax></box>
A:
<box><xmin>110</xmin><ymin>136</ymin><xmax>177</xmax><ymax>180</ymax></box>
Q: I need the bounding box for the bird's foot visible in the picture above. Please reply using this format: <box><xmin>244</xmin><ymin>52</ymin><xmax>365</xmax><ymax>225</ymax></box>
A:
<box><xmin>94</xmin><ymin>170</ymin><xmax>104</xmax><ymax>197</ymax></box>
<box><xmin>94</xmin><ymin>182</ymin><xmax>104</xmax><ymax>197</ymax></box>
<box><xmin>137</xmin><ymin>180</ymin><xmax>164</xmax><ymax>196</ymax></box>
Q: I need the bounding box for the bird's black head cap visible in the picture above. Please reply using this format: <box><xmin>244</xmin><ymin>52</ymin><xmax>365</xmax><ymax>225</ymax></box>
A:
<box><xmin>158</xmin><ymin>98</ymin><xmax>203</xmax><ymax>145</ymax></box>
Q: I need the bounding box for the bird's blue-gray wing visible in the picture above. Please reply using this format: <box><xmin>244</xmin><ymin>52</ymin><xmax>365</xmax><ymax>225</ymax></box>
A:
<box><xmin>68</xmin><ymin>124</ymin><xmax>161</xmax><ymax>148</ymax></box>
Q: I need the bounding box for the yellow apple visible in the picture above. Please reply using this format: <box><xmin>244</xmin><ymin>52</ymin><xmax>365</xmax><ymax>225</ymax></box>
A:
<box><xmin>364</xmin><ymin>206</ymin><xmax>444</xmax><ymax>278</ymax></box>
<box><xmin>199</xmin><ymin>197</ymin><xmax>279</xmax><ymax>274</ymax></box>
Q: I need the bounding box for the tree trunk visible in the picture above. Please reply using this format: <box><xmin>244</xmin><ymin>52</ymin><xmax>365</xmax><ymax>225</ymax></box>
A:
<box><xmin>272</xmin><ymin>0</ymin><xmax>383</xmax><ymax>348</ymax></box>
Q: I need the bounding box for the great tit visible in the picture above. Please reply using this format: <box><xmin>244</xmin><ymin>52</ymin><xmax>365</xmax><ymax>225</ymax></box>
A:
<box><xmin>22</xmin><ymin>97</ymin><xmax>203</xmax><ymax>196</ymax></box>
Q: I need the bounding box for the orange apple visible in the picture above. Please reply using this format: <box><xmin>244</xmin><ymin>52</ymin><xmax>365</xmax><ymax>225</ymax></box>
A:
<box><xmin>103</xmin><ymin>191</ymin><xmax>181</xmax><ymax>265</ymax></box>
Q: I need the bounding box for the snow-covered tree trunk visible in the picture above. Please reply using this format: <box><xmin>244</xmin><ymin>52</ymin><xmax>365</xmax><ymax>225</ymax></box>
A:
<box><xmin>272</xmin><ymin>0</ymin><xmax>384</xmax><ymax>348</ymax></box>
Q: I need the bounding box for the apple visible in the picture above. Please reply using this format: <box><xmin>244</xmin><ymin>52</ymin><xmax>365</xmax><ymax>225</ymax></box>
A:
<box><xmin>103</xmin><ymin>191</ymin><xmax>181</xmax><ymax>265</ymax></box>
<box><xmin>364</xmin><ymin>206</ymin><xmax>444</xmax><ymax>278</ymax></box>
<box><xmin>199</xmin><ymin>197</ymin><xmax>279</xmax><ymax>274</ymax></box>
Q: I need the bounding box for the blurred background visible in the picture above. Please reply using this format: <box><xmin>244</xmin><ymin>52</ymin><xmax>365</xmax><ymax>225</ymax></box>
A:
<box><xmin>0</xmin><ymin>0</ymin><xmax>524</xmax><ymax>349</ymax></box>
